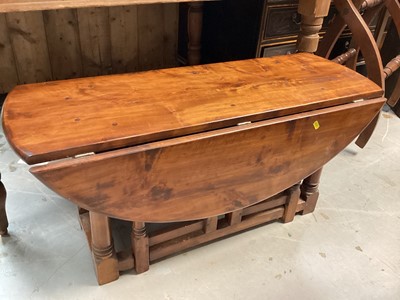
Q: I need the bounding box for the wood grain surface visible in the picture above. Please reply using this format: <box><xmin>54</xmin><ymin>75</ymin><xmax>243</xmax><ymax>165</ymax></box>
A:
<box><xmin>0</xmin><ymin>0</ymin><xmax>212</xmax><ymax>13</ymax></box>
<box><xmin>30</xmin><ymin>98</ymin><xmax>385</xmax><ymax>222</ymax></box>
<box><xmin>3</xmin><ymin>53</ymin><xmax>383</xmax><ymax>164</ymax></box>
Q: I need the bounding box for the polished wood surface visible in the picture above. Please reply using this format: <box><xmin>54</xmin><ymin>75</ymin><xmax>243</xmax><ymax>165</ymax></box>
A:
<box><xmin>3</xmin><ymin>53</ymin><xmax>383</xmax><ymax>165</ymax></box>
<box><xmin>30</xmin><ymin>98</ymin><xmax>384</xmax><ymax>222</ymax></box>
<box><xmin>1</xmin><ymin>0</ymin><xmax>389</xmax><ymax>285</ymax></box>
<box><xmin>0</xmin><ymin>0</ymin><xmax>211</xmax><ymax>13</ymax></box>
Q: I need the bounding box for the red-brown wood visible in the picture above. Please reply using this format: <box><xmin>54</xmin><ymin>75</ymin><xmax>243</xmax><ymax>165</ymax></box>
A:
<box><xmin>89</xmin><ymin>211</ymin><xmax>119</xmax><ymax>285</ymax></box>
<box><xmin>1</xmin><ymin>0</ymin><xmax>389</xmax><ymax>285</ymax></box>
<box><xmin>301</xmin><ymin>168</ymin><xmax>323</xmax><ymax>215</ymax></box>
<box><xmin>282</xmin><ymin>183</ymin><xmax>301</xmax><ymax>223</ymax></box>
<box><xmin>3</xmin><ymin>53</ymin><xmax>383</xmax><ymax>165</ymax></box>
<box><xmin>30</xmin><ymin>98</ymin><xmax>384</xmax><ymax>222</ymax></box>
<box><xmin>132</xmin><ymin>222</ymin><xmax>149</xmax><ymax>274</ymax></box>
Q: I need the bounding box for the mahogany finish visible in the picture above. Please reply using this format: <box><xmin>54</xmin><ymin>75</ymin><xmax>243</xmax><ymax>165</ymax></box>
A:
<box><xmin>3</xmin><ymin>53</ymin><xmax>383</xmax><ymax>165</ymax></box>
<box><xmin>30</xmin><ymin>99</ymin><xmax>384</xmax><ymax>222</ymax></box>
<box><xmin>1</xmin><ymin>0</ymin><xmax>388</xmax><ymax>285</ymax></box>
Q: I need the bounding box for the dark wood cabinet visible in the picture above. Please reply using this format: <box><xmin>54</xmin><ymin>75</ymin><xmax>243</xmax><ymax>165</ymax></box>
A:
<box><xmin>180</xmin><ymin>0</ymin><xmax>379</xmax><ymax>64</ymax></box>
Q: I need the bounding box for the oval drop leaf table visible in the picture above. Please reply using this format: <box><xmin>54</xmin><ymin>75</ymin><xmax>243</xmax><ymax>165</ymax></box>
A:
<box><xmin>2</xmin><ymin>53</ymin><xmax>385</xmax><ymax>284</ymax></box>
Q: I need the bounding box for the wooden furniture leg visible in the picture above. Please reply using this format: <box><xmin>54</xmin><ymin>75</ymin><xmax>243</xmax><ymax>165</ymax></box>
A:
<box><xmin>204</xmin><ymin>216</ymin><xmax>218</xmax><ymax>233</ymax></box>
<box><xmin>89</xmin><ymin>211</ymin><xmax>119</xmax><ymax>285</ymax></box>
<box><xmin>0</xmin><ymin>175</ymin><xmax>8</xmax><ymax>236</ymax></box>
<box><xmin>187</xmin><ymin>1</ymin><xmax>203</xmax><ymax>65</ymax></box>
<box><xmin>283</xmin><ymin>183</ymin><xmax>301</xmax><ymax>223</ymax></box>
<box><xmin>301</xmin><ymin>169</ymin><xmax>323</xmax><ymax>215</ymax></box>
<box><xmin>296</xmin><ymin>0</ymin><xmax>331</xmax><ymax>53</ymax></box>
<box><xmin>132</xmin><ymin>221</ymin><xmax>149</xmax><ymax>274</ymax></box>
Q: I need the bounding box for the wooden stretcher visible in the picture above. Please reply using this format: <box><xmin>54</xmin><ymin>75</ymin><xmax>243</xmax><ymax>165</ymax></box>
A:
<box><xmin>2</xmin><ymin>52</ymin><xmax>384</xmax><ymax>284</ymax></box>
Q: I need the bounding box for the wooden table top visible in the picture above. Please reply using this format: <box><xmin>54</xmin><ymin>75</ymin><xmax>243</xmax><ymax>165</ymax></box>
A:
<box><xmin>0</xmin><ymin>0</ymin><xmax>212</xmax><ymax>13</ymax></box>
<box><xmin>3</xmin><ymin>53</ymin><xmax>383</xmax><ymax>164</ymax></box>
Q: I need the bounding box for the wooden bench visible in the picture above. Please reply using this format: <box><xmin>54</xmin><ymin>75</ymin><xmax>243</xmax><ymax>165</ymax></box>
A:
<box><xmin>3</xmin><ymin>52</ymin><xmax>384</xmax><ymax>283</ymax></box>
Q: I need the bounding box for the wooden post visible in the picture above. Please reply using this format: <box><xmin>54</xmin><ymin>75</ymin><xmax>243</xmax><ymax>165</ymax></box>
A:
<box><xmin>204</xmin><ymin>216</ymin><xmax>218</xmax><ymax>233</ymax></box>
<box><xmin>0</xmin><ymin>177</ymin><xmax>8</xmax><ymax>236</ymax></box>
<box><xmin>187</xmin><ymin>2</ymin><xmax>203</xmax><ymax>65</ymax></box>
<box><xmin>226</xmin><ymin>210</ymin><xmax>243</xmax><ymax>226</ymax></box>
<box><xmin>89</xmin><ymin>211</ymin><xmax>119</xmax><ymax>285</ymax></box>
<box><xmin>282</xmin><ymin>183</ymin><xmax>301</xmax><ymax>223</ymax></box>
<box><xmin>296</xmin><ymin>0</ymin><xmax>331</xmax><ymax>53</ymax></box>
<box><xmin>301</xmin><ymin>169</ymin><xmax>323</xmax><ymax>214</ymax></box>
<box><xmin>132</xmin><ymin>221</ymin><xmax>149</xmax><ymax>274</ymax></box>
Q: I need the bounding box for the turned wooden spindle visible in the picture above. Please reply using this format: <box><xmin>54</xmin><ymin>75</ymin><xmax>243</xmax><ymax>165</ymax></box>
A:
<box><xmin>383</xmin><ymin>55</ymin><xmax>400</xmax><ymax>79</ymax></box>
<box><xmin>0</xmin><ymin>176</ymin><xmax>8</xmax><ymax>236</ymax></box>
<box><xmin>187</xmin><ymin>2</ymin><xmax>204</xmax><ymax>65</ymax></box>
<box><xmin>90</xmin><ymin>211</ymin><xmax>119</xmax><ymax>284</ymax></box>
<box><xmin>301</xmin><ymin>169</ymin><xmax>323</xmax><ymax>215</ymax></box>
<box><xmin>282</xmin><ymin>183</ymin><xmax>301</xmax><ymax>223</ymax></box>
<box><xmin>332</xmin><ymin>48</ymin><xmax>357</xmax><ymax>64</ymax></box>
<box><xmin>132</xmin><ymin>221</ymin><xmax>149</xmax><ymax>274</ymax></box>
<box><xmin>361</xmin><ymin>0</ymin><xmax>383</xmax><ymax>10</ymax></box>
<box><xmin>296</xmin><ymin>0</ymin><xmax>331</xmax><ymax>53</ymax></box>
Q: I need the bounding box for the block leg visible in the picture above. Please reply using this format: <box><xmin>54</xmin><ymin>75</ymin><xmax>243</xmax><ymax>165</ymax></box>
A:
<box><xmin>0</xmin><ymin>178</ymin><xmax>8</xmax><ymax>236</ymax></box>
<box><xmin>89</xmin><ymin>211</ymin><xmax>119</xmax><ymax>285</ymax></box>
<box><xmin>283</xmin><ymin>183</ymin><xmax>301</xmax><ymax>223</ymax></box>
<box><xmin>132</xmin><ymin>222</ymin><xmax>149</xmax><ymax>274</ymax></box>
<box><xmin>301</xmin><ymin>168</ymin><xmax>323</xmax><ymax>214</ymax></box>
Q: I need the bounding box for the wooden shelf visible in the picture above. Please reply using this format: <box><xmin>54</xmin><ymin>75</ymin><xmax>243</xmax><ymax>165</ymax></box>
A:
<box><xmin>0</xmin><ymin>0</ymin><xmax>212</xmax><ymax>13</ymax></box>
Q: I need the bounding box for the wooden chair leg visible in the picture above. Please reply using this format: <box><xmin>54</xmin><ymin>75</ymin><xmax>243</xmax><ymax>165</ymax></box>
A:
<box><xmin>282</xmin><ymin>183</ymin><xmax>301</xmax><ymax>223</ymax></box>
<box><xmin>89</xmin><ymin>211</ymin><xmax>119</xmax><ymax>285</ymax></box>
<box><xmin>301</xmin><ymin>168</ymin><xmax>323</xmax><ymax>215</ymax></box>
<box><xmin>187</xmin><ymin>2</ymin><xmax>204</xmax><ymax>65</ymax></box>
<box><xmin>0</xmin><ymin>178</ymin><xmax>8</xmax><ymax>236</ymax></box>
<box><xmin>132</xmin><ymin>221</ymin><xmax>149</xmax><ymax>274</ymax></box>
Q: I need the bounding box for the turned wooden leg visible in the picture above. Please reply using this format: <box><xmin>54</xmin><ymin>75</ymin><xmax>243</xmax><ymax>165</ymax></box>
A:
<box><xmin>0</xmin><ymin>177</ymin><xmax>8</xmax><ymax>236</ymax></box>
<box><xmin>89</xmin><ymin>211</ymin><xmax>119</xmax><ymax>285</ymax></box>
<box><xmin>132</xmin><ymin>221</ymin><xmax>149</xmax><ymax>274</ymax></box>
<box><xmin>296</xmin><ymin>0</ymin><xmax>331</xmax><ymax>53</ymax></box>
<box><xmin>301</xmin><ymin>168</ymin><xmax>323</xmax><ymax>215</ymax></box>
<box><xmin>187</xmin><ymin>2</ymin><xmax>203</xmax><ymax>65</ymax></box>
<box><xmin>283</xmin><ymin>183</ymin><xmax>301</xmax><ymax>223</ymax></box>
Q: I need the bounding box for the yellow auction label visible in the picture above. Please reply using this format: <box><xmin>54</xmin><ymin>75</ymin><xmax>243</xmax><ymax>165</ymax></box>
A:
<box><xmin>313</xmin><ymin>121</ymin><xmax>320</xmax><ymax>130</ymax></box>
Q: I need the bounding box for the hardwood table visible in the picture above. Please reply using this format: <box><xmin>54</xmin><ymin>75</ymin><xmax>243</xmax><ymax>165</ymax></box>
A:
<box><xmin>3</xmin><ymin>52</ymin><xmax>384</xmax><ymax>284</ymax></box>
<box><xmin>0</xmin><ymin>0</ymin><xmax>386</xmax><ymax>286</ymax></box>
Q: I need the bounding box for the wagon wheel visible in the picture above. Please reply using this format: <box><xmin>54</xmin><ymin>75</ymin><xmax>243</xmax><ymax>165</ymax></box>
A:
<box><xmin>316</xmin><ymin>0</ymin><xmax>400</xmax><ymax>148</ymax></box>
